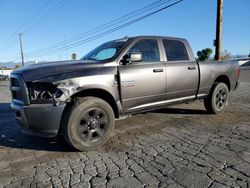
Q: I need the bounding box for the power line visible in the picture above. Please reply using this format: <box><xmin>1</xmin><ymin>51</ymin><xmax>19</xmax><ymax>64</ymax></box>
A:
<box><xmin>10</xmin><ymin>57</ymin><xmax>21</xmax><ymax>63</ymax></box>
<box><xmin>27</xmin><ymin>0</ymin><xmax>171</xmax><ymax>55</ymax></box>
<box><xmin>30</xmin><ymin>0</ymin><xmax>182</xmax><ymax>57</ymax></box>
<box><xmin>0</xmin><ymin>0</ymin><xmax>68</xmax><ymax>54</ymax></box>
<box><xmin>31</xmin><ymin>0</ymin><xmax>183</xmax><ymax>57</ymax></box>
<box><xmin>28</xmin><ymin>0</ymin><xmax>183</xmax><ymax>58</ymax></box>
<box><xmin>0</xmin><ymin>56</ymin><xmax>19</xmax><ymax>59</ymax></box>
<box><xmin>23</xmin><ymin>0</ymin><xmax>68</xmax><ymax>33</ymax></box>
<box><xmin>0</xmin><ymin>0</ymin><xmax>51</xmax><ymax>50</ymax></box>
<box><xmin>0</xmin><ymin>37</ymin><xmax>19</xmax><ymax>53</ymax></box>
<box><xmin>18</xmin><ymin>0</ymin><xmax>51</xmax><ymax>33</ymax></box>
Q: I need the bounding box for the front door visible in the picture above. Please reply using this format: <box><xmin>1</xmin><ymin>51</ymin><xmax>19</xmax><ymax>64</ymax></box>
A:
<box><xmin>118</xmin><ymin>39</ymin><xmax>167</xmax><ymax>112</ymax></box>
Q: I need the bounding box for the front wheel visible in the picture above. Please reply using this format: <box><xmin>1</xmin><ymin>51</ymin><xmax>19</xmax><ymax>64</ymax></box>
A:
<box><xmin>62</xmin><ymin>97</ymin><xmax>115</xmax><ymax>151</ymax></box>
<box><xmin>204</xmin><ymin>82</ymin><xmax>229</xmax><ymax>114</ymax></box>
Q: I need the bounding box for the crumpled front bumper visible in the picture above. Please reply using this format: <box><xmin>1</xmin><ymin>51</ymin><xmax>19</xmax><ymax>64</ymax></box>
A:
<box><xmin>11</xmin><ymin>102</ymin><xmax>65</xmax><ymax>138</ymax></box>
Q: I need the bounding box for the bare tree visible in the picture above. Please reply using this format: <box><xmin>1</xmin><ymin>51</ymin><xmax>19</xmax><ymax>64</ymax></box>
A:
<box><xmin>221</xmin><ymin>50</ymin><xmax>231</xmax><ymax>60</ymax></box>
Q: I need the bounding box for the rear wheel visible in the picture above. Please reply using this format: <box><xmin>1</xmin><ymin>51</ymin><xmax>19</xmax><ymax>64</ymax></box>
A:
<box><xmin>204</xmin><ymin>82</ymin><xmax>229</xmax><ymax>114</ymax></box>
<box><xmin>62</xmin><ymin>97</ymin><xmax>115</xmax><ymax>151</ymax></box>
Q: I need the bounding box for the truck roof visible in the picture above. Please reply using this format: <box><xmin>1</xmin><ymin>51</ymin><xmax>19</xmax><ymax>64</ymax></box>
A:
<box><xmin>112</xmin><ymin>35</ymin><xmax>190</xmax><ymax>47</ymax></box>
<box><xmin>110</xmin><ymin>35</ymin><xmax>188</xmax><ymax>45</ymax></box>
<box><xmin>128</xmin><ymin>35</ymin><xmax>187</xmax><ymax>41</ymax></box>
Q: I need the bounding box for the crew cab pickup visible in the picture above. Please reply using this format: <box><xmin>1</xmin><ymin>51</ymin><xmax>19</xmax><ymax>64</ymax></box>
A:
<box><xmin>10</xmin><ymin>36</ymin><xmax>240</xmax><ymax>151</ymax></box>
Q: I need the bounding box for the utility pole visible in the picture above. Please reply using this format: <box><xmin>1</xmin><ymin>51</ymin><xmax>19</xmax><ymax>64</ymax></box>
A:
<box><xmin>18</xmin><ymin>33</ymin><xmax>25</xmax><ymax>66</ymax></box>
<box><xmin>214</xmin><ymin>0</ymin><xmax>223</xmax><ymax>61</ymax></box>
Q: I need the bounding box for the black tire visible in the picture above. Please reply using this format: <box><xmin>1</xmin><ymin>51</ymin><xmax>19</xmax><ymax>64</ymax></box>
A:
<box><xmin>204</xmin><ymin>82</ymin><xmax>229</xmax><ymax>114</ymax></box>
<box><xmin>62</xmin><ymin>97</ymin><xmax>115</xmax><ymax>151</ymax></box>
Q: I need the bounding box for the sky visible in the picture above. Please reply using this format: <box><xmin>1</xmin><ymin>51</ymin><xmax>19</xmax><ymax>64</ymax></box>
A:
<box><xmin>0</xmin><ymin>0</ymin><xmax>249</xmax><ymax>63</ymax></box>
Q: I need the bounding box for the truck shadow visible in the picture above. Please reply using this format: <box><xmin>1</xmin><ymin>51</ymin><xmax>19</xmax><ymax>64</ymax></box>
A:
<box><xmin>151</xmin><ymin>107</ymin><xmax>207</xmax><ymax>115</ymax></box>
<box><xmin>0</xmin><ymin>103</ymin><xmax>207</xmax><ymax>152</ymax></box>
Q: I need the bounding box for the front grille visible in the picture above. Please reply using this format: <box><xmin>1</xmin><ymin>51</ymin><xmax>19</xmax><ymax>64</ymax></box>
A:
<box><xmin>10</xmin><ymin>74</ymin><xmax>30</xmax><ymax>106</ymax></box>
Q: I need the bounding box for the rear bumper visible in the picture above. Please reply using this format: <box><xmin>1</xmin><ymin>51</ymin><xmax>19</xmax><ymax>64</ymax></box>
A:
<box><xmin>11</xmin><ymin>102</ymin><xmax>65</xmax><ymax>138</ymax></box>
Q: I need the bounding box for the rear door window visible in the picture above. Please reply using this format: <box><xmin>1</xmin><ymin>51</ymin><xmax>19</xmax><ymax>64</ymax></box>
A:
<box><xmin>163</xmin><ymin>39</ymin><xmax>189</xmax><ymax>61</ymax></box>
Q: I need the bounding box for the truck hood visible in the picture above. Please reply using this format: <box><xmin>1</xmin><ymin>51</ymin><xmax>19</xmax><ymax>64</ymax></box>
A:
<box><xmin>12</xmin><ymin>60</ymin><xmax>112</xmax><ymax>82</ymax></box>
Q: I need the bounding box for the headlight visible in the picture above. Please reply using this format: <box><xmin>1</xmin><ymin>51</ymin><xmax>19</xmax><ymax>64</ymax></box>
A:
<box><xmin>27</xmin><ymin>82</ymin><xmax>63</xmax><ymax>104</ymax></box>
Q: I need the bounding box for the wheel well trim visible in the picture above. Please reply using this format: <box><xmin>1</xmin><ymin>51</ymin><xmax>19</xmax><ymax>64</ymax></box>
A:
<box><xmin>213</xmin><ymin>75</ymin><xmax>231</xmax><ymax>91</ymax></box>
<box><xmin>68</xmin><ymin>88</ymin><xmax>121</xmax><ymax>118</ymax></box>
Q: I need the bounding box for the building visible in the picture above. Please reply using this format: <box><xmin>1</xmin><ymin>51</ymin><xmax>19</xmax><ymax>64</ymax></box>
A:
<box><xmin>0</xmin><ymin>69</ymin><xmax>13</xmax><ymax>77</ymax></box>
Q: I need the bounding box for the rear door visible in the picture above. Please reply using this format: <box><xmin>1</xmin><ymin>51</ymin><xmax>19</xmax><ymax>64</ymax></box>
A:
<box><xmin>118</xmin><ymin>38</ymin><xmax>167</xmax><ymax>112</ymax></box>
<box><xmin>162</xmin><ymin>39</ymin><xmax>199</xmax><ymax>100</ymax></box>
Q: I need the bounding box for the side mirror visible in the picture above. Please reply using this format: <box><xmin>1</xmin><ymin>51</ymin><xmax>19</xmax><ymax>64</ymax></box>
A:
<box><xmin>129</xmin><ymin>52</ymin><xmax>142</xmax><ymax>62</ymax></box>
<box><xmin>121</xmin><ymin>52</ymin><xmax>142</xmax><ymax>65</ymax></box>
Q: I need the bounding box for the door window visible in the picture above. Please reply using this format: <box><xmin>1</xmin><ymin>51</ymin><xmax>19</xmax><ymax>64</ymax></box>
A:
<box><xmin>128</xmin><ymin>39</ymin><xmax>160</xmax><ymax>62</ymax></box>
<box><xmin>163</xmin><ymin>39</ymin><xmax>189</xmax><ymax>61</ymax></box>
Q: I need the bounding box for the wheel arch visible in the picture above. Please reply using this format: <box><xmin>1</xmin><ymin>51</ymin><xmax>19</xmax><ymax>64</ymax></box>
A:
<box><xmin>67</xmin><ymin>88</ymin><xmax>120</xmax><ymax>118</ymax></box>
<box><xmin>213</xmin><ymin>75</ymin><xmax>231</xmax><ymax>91</ymax></box>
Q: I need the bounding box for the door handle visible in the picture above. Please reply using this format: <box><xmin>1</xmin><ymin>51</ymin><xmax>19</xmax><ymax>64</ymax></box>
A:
<box><xmin>188</xmin><ymin>66</ymin><xmax>196</xmax><ymax>70</ymax></box>
<box><xmin>153</xmin><ymin>68</ymin><xmax>164</xmax><ymax>73</ymax></box>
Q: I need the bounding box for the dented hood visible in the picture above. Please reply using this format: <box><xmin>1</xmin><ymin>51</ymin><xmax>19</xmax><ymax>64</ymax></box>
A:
<box><xmin>12</xmin><ymin>60</ymin><xmax>110</xmax><ymax>82</ymax></box>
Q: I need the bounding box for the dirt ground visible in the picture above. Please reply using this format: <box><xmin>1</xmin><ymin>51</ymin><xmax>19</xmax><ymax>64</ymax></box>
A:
<box><xmin>0</xmin><ymin>68</ymin><xmax>249</xmax><ymax>188</ymax></box>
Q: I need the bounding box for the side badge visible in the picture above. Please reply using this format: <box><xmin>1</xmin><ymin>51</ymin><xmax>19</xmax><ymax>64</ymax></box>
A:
<box><xmin>121</xmin><ymin>80</ymin><xmax>135</xmax><ymax>87</ymax></box>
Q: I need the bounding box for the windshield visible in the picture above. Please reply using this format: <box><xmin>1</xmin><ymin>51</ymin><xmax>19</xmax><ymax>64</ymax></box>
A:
<box><xmin>81</xmin><ymin>39</ymin><xmax>128</xmax><ymax>61</ymax></box>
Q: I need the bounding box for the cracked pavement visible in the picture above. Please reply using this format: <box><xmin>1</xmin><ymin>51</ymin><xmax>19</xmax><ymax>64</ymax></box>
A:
<box><xmin>0</xmin><ymin>68</ymin><xmax>249</xmax><ymax>188</ymax></box>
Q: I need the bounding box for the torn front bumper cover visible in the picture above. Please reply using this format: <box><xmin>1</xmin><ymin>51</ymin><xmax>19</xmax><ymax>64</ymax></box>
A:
<box><xmin>11</xmin><ymin>102</ymin><xmax>65</xmax><ymax>138</ymax></box>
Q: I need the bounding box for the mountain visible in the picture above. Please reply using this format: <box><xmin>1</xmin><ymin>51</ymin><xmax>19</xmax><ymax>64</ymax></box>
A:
<box><xmin>0</xmin><ymin>62</ymin><xmax>20</xmax><ymax>68</ymax></box>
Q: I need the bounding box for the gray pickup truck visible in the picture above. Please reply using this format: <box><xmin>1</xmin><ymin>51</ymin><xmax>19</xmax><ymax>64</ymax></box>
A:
<box><xmin>10</xmin><ymin>36</ymin><xmax>240</xmax><ymax>151</ymax></box>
